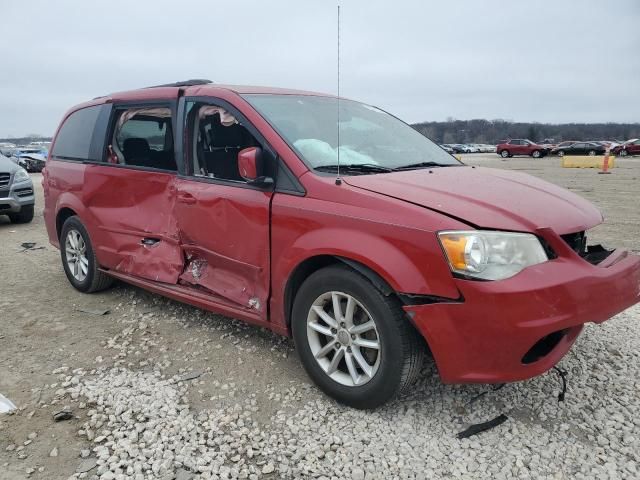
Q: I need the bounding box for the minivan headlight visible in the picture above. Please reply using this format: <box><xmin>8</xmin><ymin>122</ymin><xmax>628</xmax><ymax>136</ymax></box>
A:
<box><xmin>438</xmin><ymin>230</ymin><xmax>548</xmax><ymax>280</ymax></box>
<box><xmin>13</xmin><ymin>168</ymin><xmax>30</xmax><ymax>182</ymax></box>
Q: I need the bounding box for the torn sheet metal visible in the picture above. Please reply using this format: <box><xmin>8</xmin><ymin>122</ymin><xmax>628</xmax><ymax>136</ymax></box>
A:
<box><xmin>179</xmin><ymin>248</ymin><xmax>264</xmax><ymax>311</ymax></box>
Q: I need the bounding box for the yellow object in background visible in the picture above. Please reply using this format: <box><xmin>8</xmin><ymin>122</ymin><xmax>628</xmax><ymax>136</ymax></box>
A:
<box><xmin>561</xmin><ymin>156</ymin><xmax>616</xmax><ymax>169</ymax></box>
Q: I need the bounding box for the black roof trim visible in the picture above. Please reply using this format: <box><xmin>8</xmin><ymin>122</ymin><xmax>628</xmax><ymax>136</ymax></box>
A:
<box><xmin>144</xmin><ymin>79</ymin><xmax>213</xmax><ymax>89</ymax></box>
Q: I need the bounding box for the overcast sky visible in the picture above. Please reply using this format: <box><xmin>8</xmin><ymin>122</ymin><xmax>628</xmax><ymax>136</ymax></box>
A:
<box><xmin>1</xmin><ymin>0</ymin><xmax>638</xmax><ymax>137</ymax></box>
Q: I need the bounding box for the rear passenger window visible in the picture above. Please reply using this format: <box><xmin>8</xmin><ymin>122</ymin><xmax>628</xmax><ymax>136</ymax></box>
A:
<box><xmin>108</xmin><ymin>107</ymin><xmax>177</xmax><ymax>171</ymax></box>
<box><xmin>51</xmin><ymin>105</ymin><xmax>102</xmax><ymax>160</ymax></box>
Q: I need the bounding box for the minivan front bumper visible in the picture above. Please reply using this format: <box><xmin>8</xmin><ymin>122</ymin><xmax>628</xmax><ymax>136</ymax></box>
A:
<box><xmin>406</xmin><ymin>247</ymin><xmax>640</xmax><ymax>384</ymax></box>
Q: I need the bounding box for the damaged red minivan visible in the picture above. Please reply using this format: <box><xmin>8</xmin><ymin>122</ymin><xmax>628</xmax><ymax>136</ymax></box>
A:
<box><xmin>44</xmin><ymin>80</ymin><xmax>640</xmax><ymax>408</ymax></box>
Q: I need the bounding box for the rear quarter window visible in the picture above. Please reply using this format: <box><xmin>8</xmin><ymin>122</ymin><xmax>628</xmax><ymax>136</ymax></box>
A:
<box><xmin>51</xmin><ymin>105</ymin><xmax>103</xmax><ymax>160</ymax></box>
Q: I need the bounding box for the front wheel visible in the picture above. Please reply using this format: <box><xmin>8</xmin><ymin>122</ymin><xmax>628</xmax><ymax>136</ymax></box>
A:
<box><xmin>558</xmin><ymin>150</ymin><xmax>565</xmax><ymax>157</ymax></box>
<box><xmin>500</xmin><ymin>150</ymin><xmax>510</xmax><ymax>158</ymax></box>
<box><xmin>60</xmin><ymin>216</ymin><xmax>114</xmax><ymax>293</ymax></box>
<box><xmin>620</xmin><ymin>149</ymin><xmax>628</xmax><ymax>157</ymax></box>
<box><xmin>292</xmin><ymin>265</ymin><xmax>424</xmax><ymax>409</ymax></box>
<box><xmin>588</xmin><ymin>150</ymin><xmax>596</xmax><ymax>156</ymax></box>
<box><xmin>531</xmin><ymin>150</ymin><xmax>541</xmax><ymax>158</ymax></box>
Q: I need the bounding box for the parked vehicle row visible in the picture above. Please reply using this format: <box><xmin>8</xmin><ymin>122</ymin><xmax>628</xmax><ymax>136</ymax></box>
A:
<box><xmin>495</xmin><ymin>138</ymin><xmax>640</xmax><ymax>158</ymax></box>
<box><xmin>0</xmin><ymin>144</ymin><xmax>49</xmax><ymax>172</ymax></box>
<box><xmin>441</xmin><ymin>143</ymin><xmax>496</xmax><ymax>154</ymax></box>
<box><xmin>42</xmin><ymin>80</ymin><xmax>640</xmax><ymax>409</ymax></box>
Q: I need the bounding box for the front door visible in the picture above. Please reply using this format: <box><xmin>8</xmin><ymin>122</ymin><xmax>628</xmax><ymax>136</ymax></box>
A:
<box><xmin>85</xmin><ymin>102</ymin><xmax>184</xmax><ymax>283</ymax></box>
<box><xmin>173</xmin><ymin>99</ymin><xmax>273</xmax><ymax>319</ymax></box>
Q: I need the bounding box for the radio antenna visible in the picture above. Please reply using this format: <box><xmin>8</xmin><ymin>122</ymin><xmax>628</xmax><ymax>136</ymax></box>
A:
<box><xmin>335</xmin><ymin>4</ymin><xmax>342</xmax><ymax>185</ymax></box>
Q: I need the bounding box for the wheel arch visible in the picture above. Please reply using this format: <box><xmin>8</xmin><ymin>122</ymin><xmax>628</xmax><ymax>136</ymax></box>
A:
<box><xmin>56</xmin><ymin>207</ymin><xmax>78</xmax><ymax>240</ymax></box>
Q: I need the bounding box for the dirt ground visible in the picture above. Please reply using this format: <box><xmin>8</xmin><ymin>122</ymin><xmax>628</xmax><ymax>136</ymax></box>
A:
<box><xmin>1</xmin><ymin>155</ymin><xmax>639</xmax><ymax>479</ymax></box>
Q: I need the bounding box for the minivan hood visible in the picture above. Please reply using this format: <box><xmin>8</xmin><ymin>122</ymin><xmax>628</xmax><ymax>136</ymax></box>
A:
<box><xmin>344</xmin><ymin>166</ymin><xmax>603</xmax><ymax>234</ymax></box>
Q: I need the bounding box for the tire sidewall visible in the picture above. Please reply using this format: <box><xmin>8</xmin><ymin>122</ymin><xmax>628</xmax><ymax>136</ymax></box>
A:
<box><xmin>500</xmin><ymin>150</ymin><xmax>509</xmax><ymax>158</ymax></box>
<box><xmin>292</xmin><ymin>267</ymin><xmax>407</xmax><ymax>408</ymax></box>
<box><xmin>60</xmin><ymin>217</ymin><xmax>98</xmax><ymax>293</ymax></box>
<box><xmin>532</xmin><ymin>150</ymin><xmax>540</xmax><ymax>158</ymax></box>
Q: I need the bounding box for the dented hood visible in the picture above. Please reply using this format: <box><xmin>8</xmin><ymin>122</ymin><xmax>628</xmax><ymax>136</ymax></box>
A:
<box><xmin>344</xmin><ymin>166</ymin><xmax>603</xmax><ymax>234</ymax></box>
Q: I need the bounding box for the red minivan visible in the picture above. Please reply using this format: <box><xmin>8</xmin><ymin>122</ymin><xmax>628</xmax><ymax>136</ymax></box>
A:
<box><xmin>43</xmin><ymin>81</ymin><xmax>640</xmax><ymax>408</ymax></box>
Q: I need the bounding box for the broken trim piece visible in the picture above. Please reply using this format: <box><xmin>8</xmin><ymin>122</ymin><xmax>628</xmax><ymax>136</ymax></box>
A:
<box><xmin>457</xmin><ymin>414</ymin><xmax>509</xmax><ymax>439</ymax></box>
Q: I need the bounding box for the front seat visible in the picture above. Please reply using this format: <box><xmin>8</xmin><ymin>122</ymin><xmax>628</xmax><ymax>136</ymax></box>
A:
<box><xmin>122</xmin><ymin>138</ymin><xmax>151</xmax><ymax>167</ymax></box>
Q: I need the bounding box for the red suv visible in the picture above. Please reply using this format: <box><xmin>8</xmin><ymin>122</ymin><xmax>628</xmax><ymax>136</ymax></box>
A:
<box><xmin>612</xmin><ymin>138</ymin><xmax>640</xmax><ymax>157</ymax></box>
<box><xmin>496</xmin><ymin>139</ymin><xmax>548</xmax><ymax>158</ymax></box>
<box><xmin>43</xmin><ymin>81</ymin><xmax>640</xmax><ymax>408</ymax></box>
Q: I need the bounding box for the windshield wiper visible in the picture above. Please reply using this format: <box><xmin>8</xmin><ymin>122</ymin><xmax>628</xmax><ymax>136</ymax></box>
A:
<box><xmin>313</xmin><ymin>163</ymin><xmax>393</xmax><ymax>174</ymax></box>
<box><xmin>393</xmin><ymin>161</ymin><xmax>460</xmax><ymax>171</ymax></box>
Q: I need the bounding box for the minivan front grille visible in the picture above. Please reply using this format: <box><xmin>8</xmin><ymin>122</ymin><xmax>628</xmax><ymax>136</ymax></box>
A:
<box><xmin>561</xmin><ymin>231</ymin><xmax>586</xmax><ymax>254</ymax></box>
<box><xmin>0</xmin><ymin>172</ymin><xmax>10</xmax><ymax>187</ymax></box>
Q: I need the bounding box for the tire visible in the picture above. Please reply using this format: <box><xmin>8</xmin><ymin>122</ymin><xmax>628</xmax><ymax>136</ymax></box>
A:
<box><xmin>558</xmin><ymin>151</ymin><xmax>565</xmax><ymax>157</ymax></box>
<box><xmin>8</xmin><ymin>204</ymin><xmax>34</xmax><ymax>224</ymax></box>
<box><xmin>500</xmin><ymin>150</ymin><xmax>510</xmax><ymax>158</ymax></box>
<box><xmin>531</xmin><ymin>150</ymin><xmax>541</xmax><ymax>158</ymax></box>
<box><xmin>60</xmin><ymin>216</ymin><xmax>114</xmax><ymax>293</ymax></box>
<box><xmin>588</xmin><ymin>150</ymin><xmax>596</xmax><ymax>156</ymax></box>
<box><xmin>620</xmin><ymin>149</ymin><xmax>628</xmax><ymax>157</ymax></box>
<box><xmin>291</xmin><ymin>264</ymin><xmax>425</xmax><ymax>409</ymax></box>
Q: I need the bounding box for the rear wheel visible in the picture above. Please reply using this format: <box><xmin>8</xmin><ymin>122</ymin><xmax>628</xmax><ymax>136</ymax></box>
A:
<box><xmin>60</xmin><ymin>216</ymin><xmax>114</xmax><ymax>293</ymax></box>
<box><xmin>500</xmin><ymin>150</ymin><xmax>510</xmax><ymax>158</ymax></box>
<box><xmin>531</xmin><ymin>150</ymin><xmax>541</xmax><ymax>158</ymax></box>
<box><xmin>292</xmin><ymin>265</ymin><xmax>424</xmax><ymax>409</ymax></box>
<box><xmin>8</xmin><ymin>204</ymin><xmax>34</xmax><ymax>224</ymax></box>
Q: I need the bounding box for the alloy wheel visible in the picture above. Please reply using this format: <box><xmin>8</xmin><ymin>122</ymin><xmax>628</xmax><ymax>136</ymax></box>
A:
<box><xmin>65</xmin><ymin>229</ymin><xmax>89</xmax><ymax>282</ymax></box>
<box><xmin>306</xmin><ymin>291</ymin><xmax>381</xmax><ymax>387</ymax></box>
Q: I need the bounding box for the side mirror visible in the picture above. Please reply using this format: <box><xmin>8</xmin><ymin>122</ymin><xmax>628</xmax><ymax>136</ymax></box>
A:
<box><xmin>238</xmin><ymin>147</ymin><xmax>274</xmax><ymax>187</ymax></box>
<box><xmin>238</xmin><ymin>146</ymin><xmax>261</xmax><ymax>181</ymax></box>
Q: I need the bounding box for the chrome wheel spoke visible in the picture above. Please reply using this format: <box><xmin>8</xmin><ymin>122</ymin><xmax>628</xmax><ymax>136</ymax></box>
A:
<box><xmin>350</xmin><ymin>320</ymin><xmax>375</xmax><ymax>335</ymax></box>
<box><xmin>331</xmin><ymin>292</ymin><xmax>343</xmax><ymax>323</ymax></box>
<box><xmin>351</xmin><ymin>347</ymin><xmax>373</xmax><ymax>378</ymax></box>
<box><xmin>315</xmin><ymin>339</ymin><xmax>337</xmax><ymax>359</ymax></box>
<box><xmin>311</xmin><ymin>305</ymin><xmax>338</xmax><ymax>329</ymax></box>
<box><xmin>343</xmin><ymin>296</ymin><xmax>355</xmax><ymax>328</ymax></box>
<box><xmin>353</xmin><ymin>337</ymin><xmax>380</xmax><ymax>350</ymax></box>
<box><xmin>79</xmin><ymin>258</ymin><xmax>89</xmax><ymax>275</ymax></box>
<box><xmin>327</xmin><ymin>347</ymin><xmax>344</xmax><ymax>374</ymax></box>
<box><xmin>345</xmin><ymin>352</ymin><xmax>360</xmax><ymax>385</ymax></box>
<box><xmin>308</xmin><ymin>321</ymin><xmax>333</xmax><ymax>337</ymax></box>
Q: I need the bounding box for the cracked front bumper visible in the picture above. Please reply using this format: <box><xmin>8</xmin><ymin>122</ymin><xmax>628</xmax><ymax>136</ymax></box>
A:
<box><xmin>406</xmin><ymin>248</ymin><xmax>640</xmax><ymax>384</ymax></box>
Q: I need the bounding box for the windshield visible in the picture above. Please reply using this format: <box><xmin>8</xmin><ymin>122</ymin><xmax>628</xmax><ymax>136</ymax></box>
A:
<box><xmin>243</xmin><ymin>94</ymin><xmax>460</xmax><ymax>172</ymax></box>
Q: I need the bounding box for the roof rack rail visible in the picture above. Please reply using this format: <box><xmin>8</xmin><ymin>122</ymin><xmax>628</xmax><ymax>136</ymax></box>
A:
<box><xmin>144</xmin><ymin>79</ymin><xmax>213</xmax><ymax>89</ymax></box>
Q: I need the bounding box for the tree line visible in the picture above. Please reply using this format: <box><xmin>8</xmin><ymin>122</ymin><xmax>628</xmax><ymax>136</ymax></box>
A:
<box><xmin>3</xmin><ymin>119</ymin><xmax>640</xmax><ymax>147</ymax></box>
<box><xmin>412</xmin><ymin>119</ymin><xmax>640</xmax><ymax>144</ymax></box>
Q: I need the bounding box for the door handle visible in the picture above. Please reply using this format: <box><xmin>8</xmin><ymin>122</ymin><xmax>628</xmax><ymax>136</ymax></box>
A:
<box><xmin>177</xmin><ymin>192</ymin><xmax>196</xmax><ymax>205</ymax></box>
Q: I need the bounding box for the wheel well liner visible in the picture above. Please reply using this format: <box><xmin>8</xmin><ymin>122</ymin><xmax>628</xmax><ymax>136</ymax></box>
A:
<box><xmin>283</xmin><ymin>255</ymin><xmax>397</xmax><ymax>330</ymax></box>
<box><xmin>56</xmin><ymin>207</ymin><xmax>77</xmax><ymax>239</ymax></box>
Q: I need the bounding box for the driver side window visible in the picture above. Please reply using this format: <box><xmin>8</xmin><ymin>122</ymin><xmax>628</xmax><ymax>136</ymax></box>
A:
<box><xmin>185</xmin><ymin>101</ymin><xmax>260</xmax><ymax>182</ymax></box>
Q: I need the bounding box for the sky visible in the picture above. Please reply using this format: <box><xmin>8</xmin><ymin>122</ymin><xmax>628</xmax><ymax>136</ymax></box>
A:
<box><xmin>1</xmin><ymin>0</ymin><xmax>638</xmax><ymax>137</ymax></box>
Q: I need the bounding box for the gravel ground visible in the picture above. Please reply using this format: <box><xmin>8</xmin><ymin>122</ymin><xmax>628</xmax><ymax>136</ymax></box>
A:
<box><xmin>1</xmin><ymin>155</ymin><xmax>639</xmax><ymax>480</ymax></box>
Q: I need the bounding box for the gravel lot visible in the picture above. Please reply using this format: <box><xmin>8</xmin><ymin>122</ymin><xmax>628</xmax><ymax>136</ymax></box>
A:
<box><xmin>1</xmin><ymin>155</ymin><xmax>639</xmax><ymax>480</ymax></box>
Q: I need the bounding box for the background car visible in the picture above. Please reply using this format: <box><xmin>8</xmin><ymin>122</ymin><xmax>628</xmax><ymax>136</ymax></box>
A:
<box><xmin>0</xmin><ymin>153</ymin><xmax>35</xmax><ymax>223</ymax></box>
<box><xmin>551</xmin><ymin>142</ymin><xmax>606</xmax><ymax>157</ymax></box>
<box><xmin>612</xmin><ymin>138</ymin><xmax>640</xmax><ymax>157</ymax></box>
<box><xmin>496</xmin><ymin>139</ymin><xmax>548</xmax><ymax>158</ymax></box>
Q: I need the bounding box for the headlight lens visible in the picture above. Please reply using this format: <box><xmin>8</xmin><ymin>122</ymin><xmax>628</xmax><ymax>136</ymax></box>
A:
<box><xmin>13</xmin><ymin>168</ymin><xmax>30</xmax><ymax>182</ymax></box>
<box><xmin>438</xmin><ymin>230</ymin><xmax>548</xmax><ymax>280</ymax></box>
